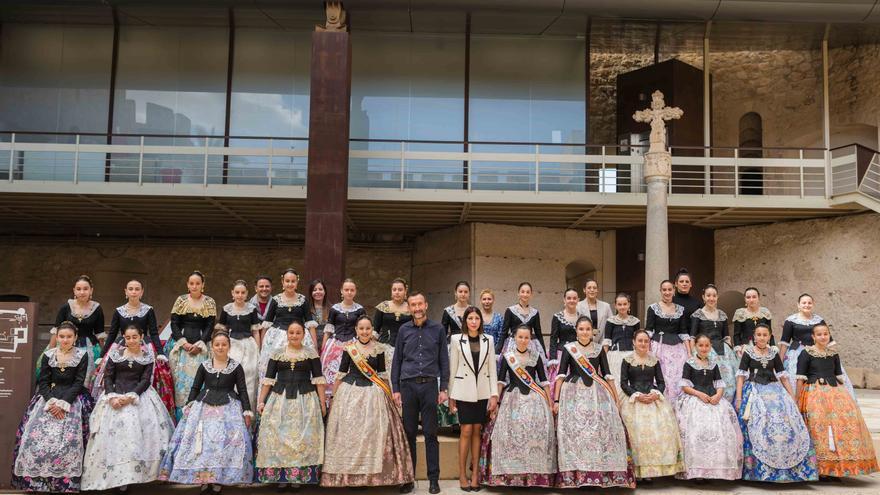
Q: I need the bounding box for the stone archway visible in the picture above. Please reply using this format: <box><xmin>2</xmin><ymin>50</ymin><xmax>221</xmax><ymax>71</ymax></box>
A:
<box><xmin>718</xmin><ymin>290</ymin><xmax>744</xmax><ymax>322</ymax></box>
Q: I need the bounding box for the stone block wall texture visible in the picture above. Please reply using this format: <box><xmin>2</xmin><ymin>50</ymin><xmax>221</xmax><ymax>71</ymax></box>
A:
<box><xmin>589</xmin><ymin>42</ymin><xmax>879</xmax><ymax>152</ymax></box>
<box><xmin>714</xmin><ymin>212</ymin><xmax>880</xmax><ymax>370</ymax></box>
<box><xmin>472</xmin><ymin>223</ymin><xmax>609</xmax><ymax>339</ymax></box>
<box><xmin>0</xmin><ymin>239</ymin><xmax>413</xmax><ymax>331</ymax></box>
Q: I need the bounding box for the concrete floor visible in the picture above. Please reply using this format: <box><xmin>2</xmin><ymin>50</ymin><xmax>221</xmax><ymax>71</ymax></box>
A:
<box><xmin>5</xmin><ymin>391</ymin><xmax>880</xmax><ymax>494</ymax></box>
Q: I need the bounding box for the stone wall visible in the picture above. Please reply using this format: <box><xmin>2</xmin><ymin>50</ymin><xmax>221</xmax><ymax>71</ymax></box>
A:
<box><xmin>411</xmin><ymin>222</ymin><xmax>616</xmax><ymax>337</ymax></box>
<box><xmin>472</xmin><ymin>223</ymin><xmax>614</xmax><ymax>335</ymax></box>
<box><xmin>0</xmin><ymin>238</ymin><xmax>413</xmax><ymax>329</ymax></box>
<box><xmin>830</xmin><ymin>42</ymin><xmax>880</xmax><ymax>142</ymax></box>
<box><xmin>714</xmin><ymin>212</ymin><xmax>880</xmax><ymax>371</ymax></box>
<box><xmin>589</xmin><ymin>42</ymin><xmax>880</xmax><ymax>153</ymax></box>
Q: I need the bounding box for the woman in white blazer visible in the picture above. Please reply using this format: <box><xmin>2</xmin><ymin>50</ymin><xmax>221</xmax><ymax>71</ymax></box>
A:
<box><xmin>449</xmin><ymin>306</ymin><xmax>499</xmax><ymax>491</ymax></box>
<box><xmin>576</xmin><ymin>279</ymin><xmax>613</xmax><ymax>345</ymax></box>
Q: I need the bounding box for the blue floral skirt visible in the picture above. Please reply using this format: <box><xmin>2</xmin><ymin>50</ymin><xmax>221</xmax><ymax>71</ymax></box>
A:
<box><xmin>159</xmin><ymin>400</ymin><xmax>253</xmax><ymax>485</ymax></box>
<box><xmin>737</xmin><ymin>381</ymin><xmax>818</xmax><ymax>482</ymax></box>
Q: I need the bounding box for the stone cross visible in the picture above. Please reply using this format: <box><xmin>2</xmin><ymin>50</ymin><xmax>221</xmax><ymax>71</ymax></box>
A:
<box><xmin>633</xmin><ymin>90</ymin><xmax>683</xmax><ymax>154</ymax></box>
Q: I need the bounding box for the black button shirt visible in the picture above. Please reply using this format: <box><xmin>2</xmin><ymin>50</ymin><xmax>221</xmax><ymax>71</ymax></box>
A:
<box><xmin>391</xmin><ymin>318</ymin><xmax>450</xmax><ymax>391</ymax></box>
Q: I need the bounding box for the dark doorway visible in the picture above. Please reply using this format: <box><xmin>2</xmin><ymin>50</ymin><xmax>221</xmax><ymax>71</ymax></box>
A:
<box><xmin>739</xmin><ymin>112</ymin><xmax>763</xmax><ymax>195</ymax></box>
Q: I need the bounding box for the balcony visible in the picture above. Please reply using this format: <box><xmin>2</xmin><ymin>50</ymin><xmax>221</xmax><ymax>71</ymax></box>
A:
<box><xmin>0</xmin><ymin>132</ymin><xmax>870</xmax><ymax>236</ymax></box>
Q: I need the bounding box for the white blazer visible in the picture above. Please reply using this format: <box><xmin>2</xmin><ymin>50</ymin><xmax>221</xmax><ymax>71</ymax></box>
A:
<box><xmin>577</xmin><ymin>299</ymin><xmax>614</xmax><ymax>344</ymax></box>
<box><xmin>448</xmin><ymin>333</ymin><xmax>499</xmax><ymax>402</ymax></box>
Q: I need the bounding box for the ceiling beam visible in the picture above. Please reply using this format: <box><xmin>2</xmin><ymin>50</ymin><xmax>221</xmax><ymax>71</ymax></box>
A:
<box><xmin>204</xmin><ymin>197</ymin><xmax>259</xmax><ymax>230</ymax></box>
<box><xmin>693</xmin><ymin>207</ymin><xmax>735</xmax><ymax>226</ymax></box>
<box><xmin>76</xmin><ymin>194</ymin><xmax>160</xmax><ymax>228</ymax></box>
<box><xmin>569</xmin><ymin>205</ymin><xmax>605</xmax><ymax>228</ymax></box>
<box><xmin>459</xmin><ymin>202</ymin><xmax>471</xmax><ymax>223</ymax></box>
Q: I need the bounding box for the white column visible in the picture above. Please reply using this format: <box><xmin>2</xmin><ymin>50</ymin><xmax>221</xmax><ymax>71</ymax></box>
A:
<box><xmin>644</xmin><ymin>175</ymin><xmax>669</xmax><ymax>308</ymax></box>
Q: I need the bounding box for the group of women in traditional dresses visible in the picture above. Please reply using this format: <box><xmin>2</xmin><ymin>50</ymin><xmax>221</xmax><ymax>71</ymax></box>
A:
<box><xmin>11</xmin><ymin>269</ymin><xmax>878</xmax><ymax>492</ymax></box>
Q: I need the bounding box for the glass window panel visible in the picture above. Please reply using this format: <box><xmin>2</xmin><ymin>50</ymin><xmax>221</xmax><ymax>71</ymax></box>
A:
<box><xmin>350</xmin><ymin>33</ymin><xmax>465</xmax><ymax>189</ymax></box>
<box><xmin>112</xmin><ymin>26</ymin><xmax>228</xmax><ymax>184</ymax></box>
<box><xmin>228</xmin><ymin>29</ymin><xmax>311</xmax><ymax>185</ymax></box>
<box><xmin>469</xmin><ymin>36</ymin><xmax>585</xmax><ymax>191</ymax></box>
<box><xmin>0</xmin><ymin>24</ymin><xmax>112</xmax><ymax>181</ymax></box>
<box><xmin>469</xmin><ymin>36</ymin><xmax>585</xmax><ymax>144</ymax></box>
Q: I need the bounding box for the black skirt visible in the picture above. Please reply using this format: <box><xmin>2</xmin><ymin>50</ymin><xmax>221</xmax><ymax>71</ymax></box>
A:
<box><xmin>455</xmin><ymin>398</ymin><xmax>488</xmax><ymax>424</ymax></box>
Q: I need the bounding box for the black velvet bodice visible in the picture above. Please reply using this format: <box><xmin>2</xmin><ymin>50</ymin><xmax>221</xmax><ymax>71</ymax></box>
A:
<box><xmin>620</xmin><ymin>355</ymin><xmax>665</xmax><ymax>396</ymax></box>
<box><xmin>339</xmin><ymin>349</ymin><xmax>386</xmax><ymax>387</ymax></box>
<box><xmin>187</xmin><ymin>359</ymin><xmax>251</xmax><ymax>410</ymax></box>
<box><xmin>738</xmin><ymin>346</ymin><xmax>785</xmax><ymax>385</ymax></box>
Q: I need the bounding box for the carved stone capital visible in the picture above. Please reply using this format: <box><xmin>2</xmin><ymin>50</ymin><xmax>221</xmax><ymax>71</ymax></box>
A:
<box><xmin>644</xmin><ymin>151</ymin><xmax>672</xmax><ymax>180</ymax></box>
<box><xmin>316</xmin><ymin>2</ymin><xmax>348</xmax><ymax>32</ymax></box>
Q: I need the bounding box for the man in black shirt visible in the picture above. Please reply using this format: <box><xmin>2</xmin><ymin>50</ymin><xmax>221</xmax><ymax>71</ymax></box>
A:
<box><xmin>392</xmin><ymin>291</ymin><xmax>449</xmax><ymax>494</ymax></box>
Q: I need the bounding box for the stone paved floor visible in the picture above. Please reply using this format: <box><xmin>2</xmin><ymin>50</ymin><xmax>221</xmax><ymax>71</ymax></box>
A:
<box><xmin>6</xmin><ymin>391</ymin><xmax>880</xmax><ymax>494</ymax></box>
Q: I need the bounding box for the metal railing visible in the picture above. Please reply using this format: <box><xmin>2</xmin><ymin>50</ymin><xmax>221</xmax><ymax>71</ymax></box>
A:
<box><xmin>830</xmin><ymin>144</ymin><xmax>880</xmax><ymax>200</ymax></box>
<box><xmin>0</xmin><ymin>132</ymin><xmax>837</xmax><ymax>199</ymax></box>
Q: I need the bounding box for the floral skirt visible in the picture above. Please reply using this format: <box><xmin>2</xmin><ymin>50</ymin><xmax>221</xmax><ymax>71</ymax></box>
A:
<box><xmin>606</xmin><ymin>350</ymin><xmax>630</xmax><ymax>399</ymax></box>
<box><xmin>799</xmin><ymin>382</ymin><xmax>878</xmax><ymax>477</ymax></box>
<box><xmin>321</xmin><ymin>382</ymin><xmax>414</xmax><ymax>486</ymax></box>
<box><xmin>651</xmin><ymin>341</ymin><xmax>688</xmax><ymax>400</ymax></box>
<box><xmin>479</xmin><ymin>389</ymin><xmax>556</xmax><ymax>487</ymax></box>
<box><xmin>81</xmin><ymin>388</ymin><xmax>175</xmax><ymax>490</ymax></box>
<box><xmin>555</xmin><ymin>380</ymin><xmax>635</xmax><ymax>488</ymax></box>
<box><xmin>675</xmin><ymin>393</ymin><xmax>743</xmax><ymax>480</ymax></box>
<box><xmin>12</xmin><ymin>392</ymin><xmax>95</xmax><ymax>493</ymax></box>
<box><xmin>255</xmin><ymin>390</ymin><xmax>324</xmax><ymax>484</ymax></box>
<box><xmin>91</xmin><ymin>342</ymin><xmax>176</xmax><ymax>419</ymax></box>
<box><xmin>707</xmin><ymin>344</ymin><xmax>739</xmax><ymax>402</ymax></box>
<box><xmin>785</xmin><ymin>346</ymin><xmax>855</xmax><ymax>398</ymax></box>
<box><xmin>320</xmin><ymin>336</ymin><xmax>351</xmax><ymax>400</ymax></box>
<box><xmin>166</xmin><ymin>339</ymin><xmax>209</xmax><ymax>420</ymax></box>
<box><xmin>229</xmin><ymin>337</ymin><xmax>260</xmax><ymax>412</ymax></box>
<box><xmin>159</xmin><ymin>400</ymin><xmax>253</xmax><ymax>485</ymax></box>
<box><xmin>737</xmin><ymin>381</ymin><xmax>817</xmax><ymax>482</ymax></box>
<box><xmin>619</xmin><ymin>392</ymin><xmax>684</xmax><ymax>478</ymax></box>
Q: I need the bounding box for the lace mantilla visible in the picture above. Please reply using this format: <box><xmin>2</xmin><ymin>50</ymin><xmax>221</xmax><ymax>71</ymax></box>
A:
<box><xmin>685</xmin><ymin>356</ymin><xmax>718</xmax><ymax>371</ymax></box>
<box><xmin>732</xmin><ymin>306</ymin><xmax>772</xmax><ymax>322</ymax></box>
<box><xmin>171</xmin><ymin>295</ymin><xmax>217</xmax><ymax>317</ymax></box>
<box><xmin>332</xmin><ymin>302</ymin><xmax>364</xmax><ymax>314</ymax></box>
<box><xmin>691</xmin><ymin>307</ymin><xmax>728</xmax><ymax>321</ymax></box>
<box><xmin>568</xmin><ymin>341</ymin><xmax>601</xmax><ymax>359</ymax></box>
<box><xmin>506</xmin><ymin>347</ymin><xmax>540</xmax><ymax>368</ymax></box>
<box><xmin>553</xmin><ymin>310</ymin><xmax>579</xmax><ymax>326</ymax></box>
<box><xmin>108</xmin><ymin>345</ymin><xmax>155</xmax><ymax>365</ymax></box>
<box><xmin>115</xmin><ymin>303</ymin><xmax>152</xmax><ymax>319</ymax></box>
<box><xmin>46</xmin><ymin>347</ymin><xmax>86</xmax><ymax>368</ymax></box>
<box><xmin>271</xmin><ymin>346</ymin><xmax>319</xmax><ymax>362</ymax></box>
<box><xmin>804</xmin><ymin>345</ymin><xmax>837</xmax><ymax>358</ymax></box>
<box><xmin>375</xmin><ymin>300</ymin><xmax>410</xmax><ymax>315</ymax></box>
<box><xmin>624</xmin><ymin>352</ymin><xmax>658</xmax><ymax>367</ymax></box>
<box><xmin>648</xmin><ymin>302</ymin><xmax>684</xmax><ymax>319</ymax></box>
<box><xmin>607</xmin><ymin>314</ymin><xmax>640</xmax><ymax>326</ymax></box>
<box><xmin>273</xmin><ymin>292</ymin><xmax>306</xmax><ymax>308</ymax></box>
<box><xmin>508</xmin><ymin>304</ymin><xmax>538</xmax><ymax>323</ymax></box>
<box><xmin>785</xmin><ymin>313</ymin><xmax>824</xmax><ymax>326</ymax></box>
<box><xmin>742</xmin><ymin>344</ymin><xmax>780</xmax><ymax>363</ymax></box>
<box><xmin>222</xmin><ymin>302</ymin><xmax>257</xmax><ymax>316</ymax></box>
<box><xmin>203</xmin><ymin>358</ymin><xmax>240</xmax><ymax>374</ymax></box>
<box><xmin>68</xmin><ymin>299</ymin><xmax>101</xmax><ymax>319</ymax></box>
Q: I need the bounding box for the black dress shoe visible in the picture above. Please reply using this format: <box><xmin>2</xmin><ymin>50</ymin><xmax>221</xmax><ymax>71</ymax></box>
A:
<box><xmin>459</xmin><ymin>484</ymin><xmax>471</xmax><ymax>492</ymax></box>
<box><xmin>429</xmin><ymin>480</ymin><xmax>442</xmax><ymax>493</ymax></box>
<box><xmin>399</xmin><ymin>482</ymin><xmax>415</xmax><ymax>493</ymax></box>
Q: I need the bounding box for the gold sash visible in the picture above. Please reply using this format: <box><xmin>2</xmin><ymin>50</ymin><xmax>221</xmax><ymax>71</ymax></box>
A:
<box><xmin>345</xmin><ymin>342</ymin><xmax>393</xmax><ymax>399</ymax></box>
<box><xmin>504</xmin><ymin>351</ymin><xmax>549</xmax><ymax>402</ymax></box>
<box><xmin>563</xmin><ymin>342</ymin><xmax>617</xmax><ymax>401</ymax></box>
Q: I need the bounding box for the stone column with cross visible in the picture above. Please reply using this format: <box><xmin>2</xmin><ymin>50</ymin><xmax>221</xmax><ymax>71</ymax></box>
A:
<box><xmin>633</xmin><ymin>90</ymin><xmax>683</xmax><ymax>307</ymax></box>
